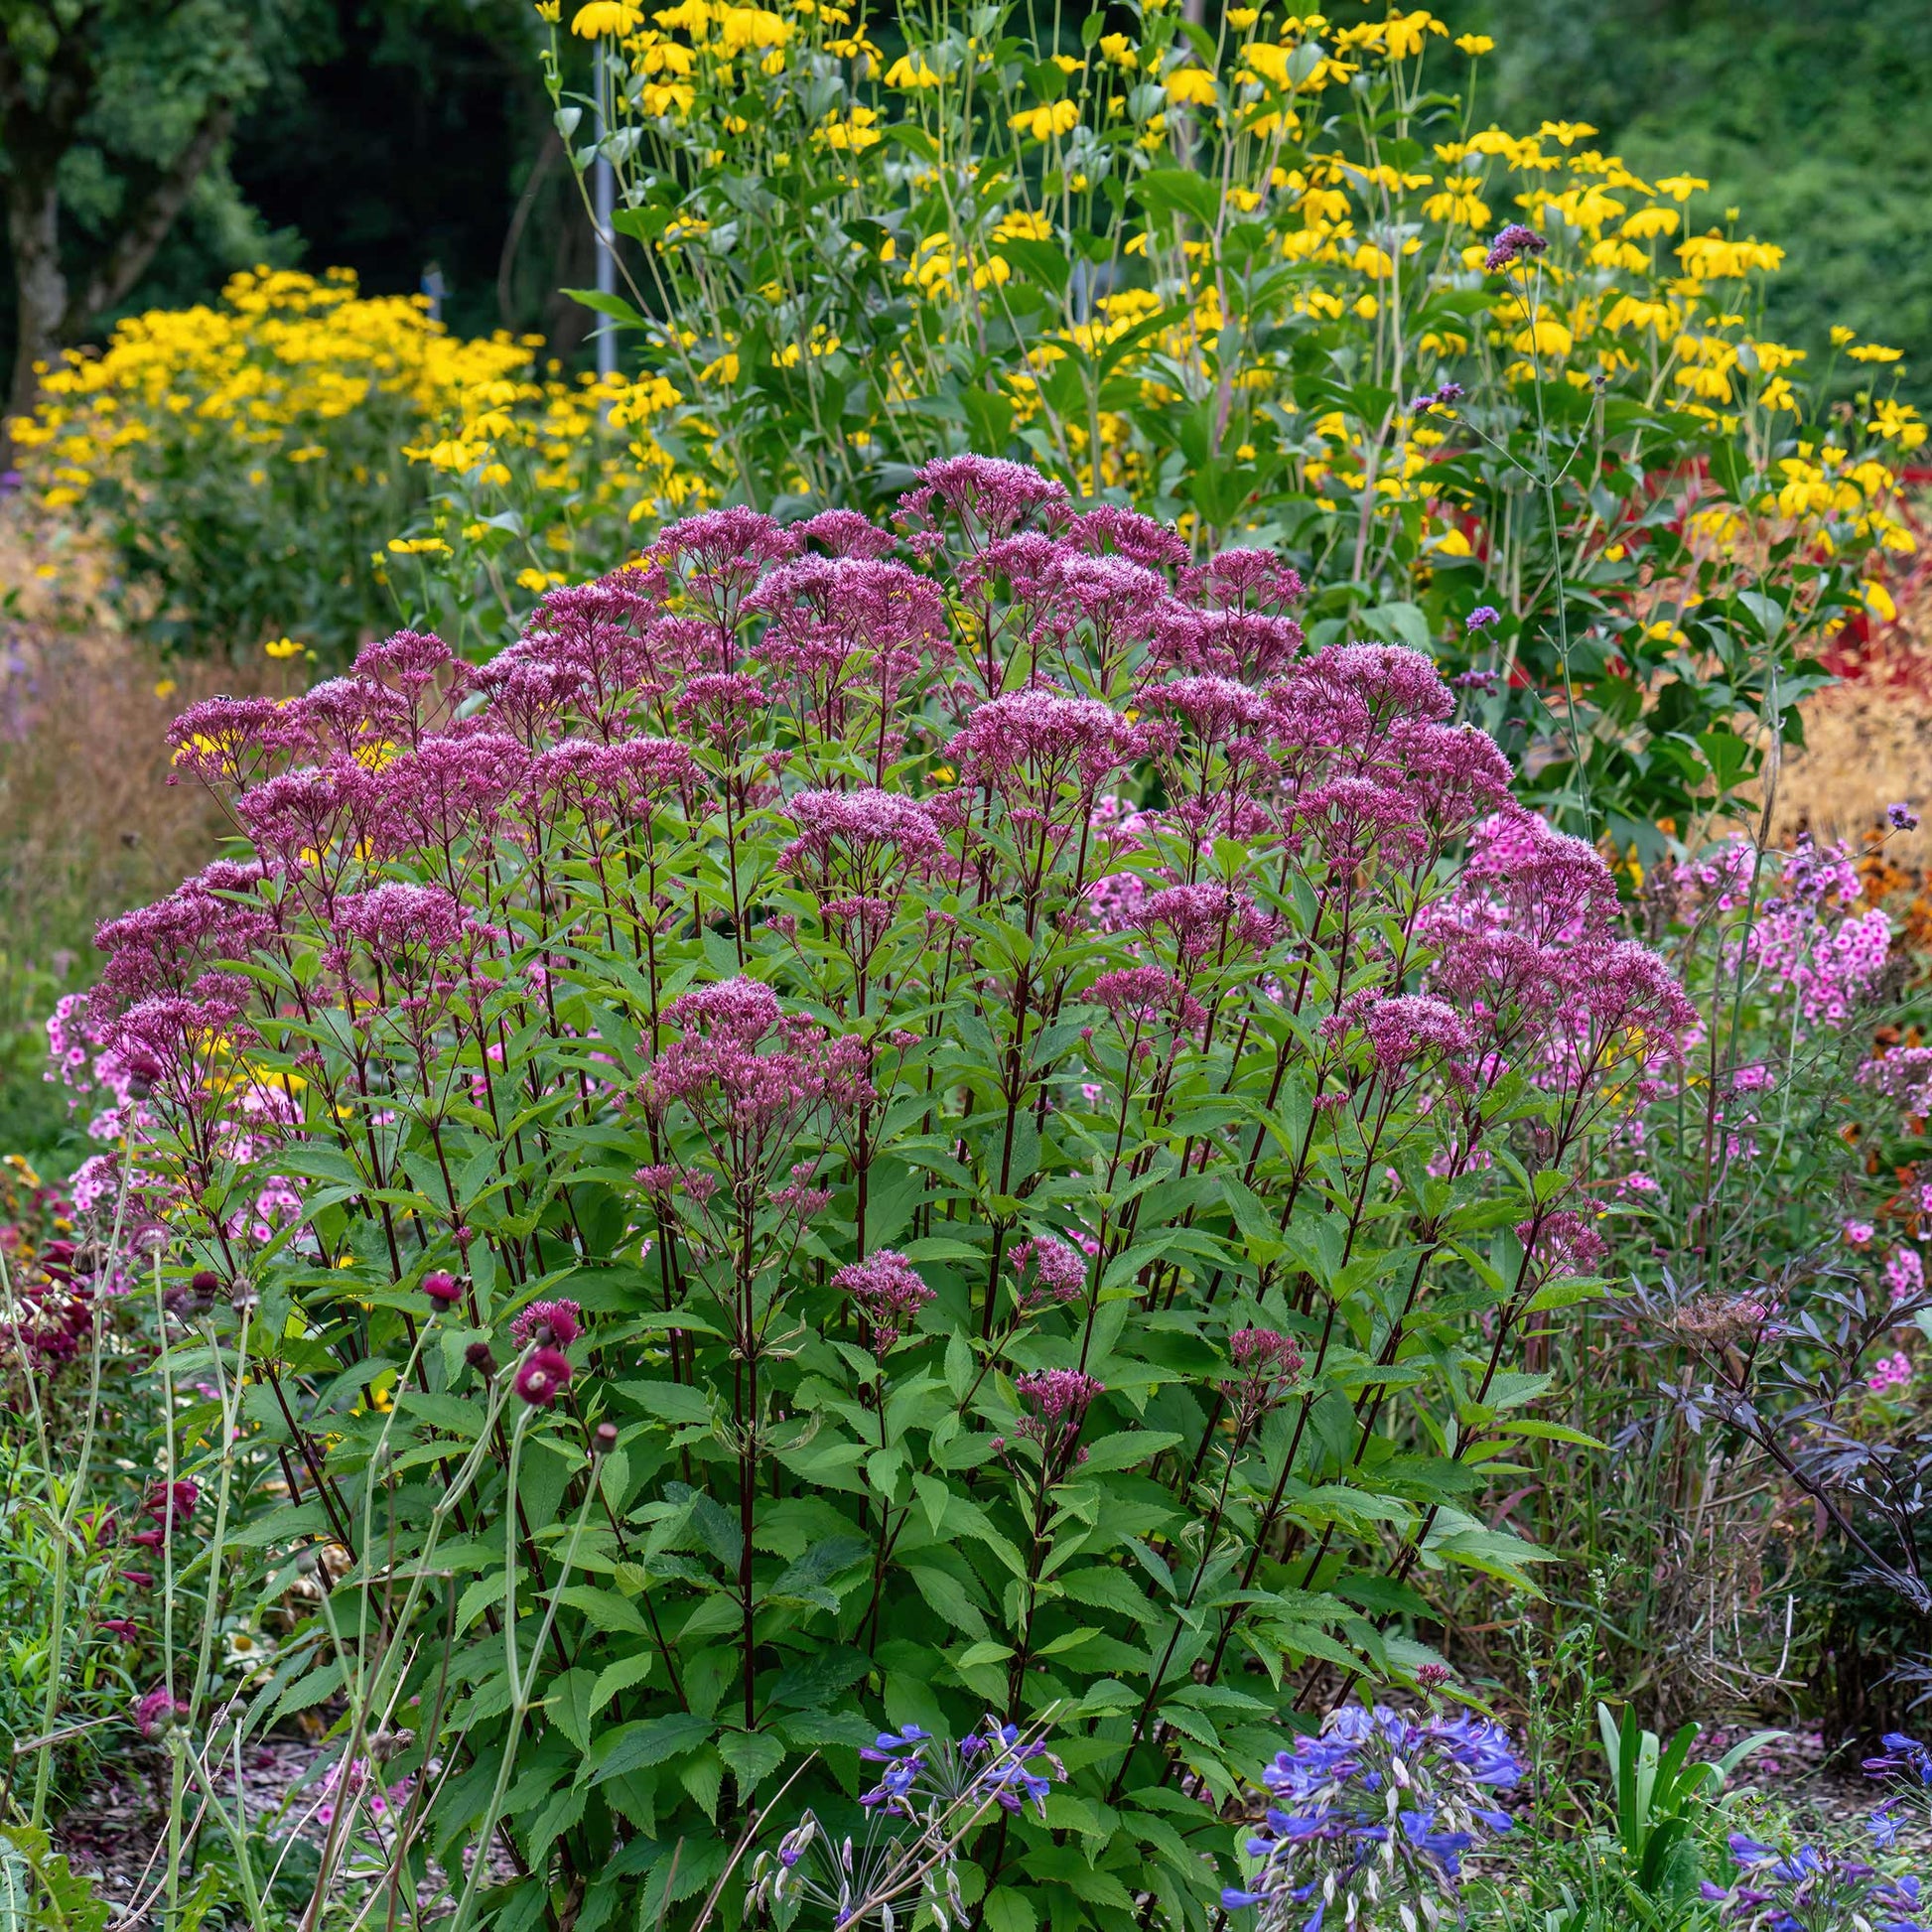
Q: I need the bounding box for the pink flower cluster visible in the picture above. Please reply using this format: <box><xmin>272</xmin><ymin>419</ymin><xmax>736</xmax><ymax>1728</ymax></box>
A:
<box><xmin>833</xmin><ymin>1251</ymin><xmax>934</xmax><ymax>1353</ymax></box>
<box><xmin>1869</xmin><ymin>1350</ymin><xmax>1914</xmax><ymax>1394</ymax></box>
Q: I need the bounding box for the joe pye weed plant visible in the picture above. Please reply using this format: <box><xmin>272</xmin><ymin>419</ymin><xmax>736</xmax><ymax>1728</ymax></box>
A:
<box><xmin>56</xmin><ymin>454</ymin><xmax>1698</xmax><ymax>1928</ymax></box>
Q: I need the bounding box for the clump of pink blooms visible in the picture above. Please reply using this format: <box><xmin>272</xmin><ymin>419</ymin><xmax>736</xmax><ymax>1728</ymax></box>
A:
<box><xmin>1672</xmin><ymin>833</ymin><xmax>1892</xmax><ymax>1026</ymax></box>
<box><xmin>1869</xmin><ymin>1350</ymin><xmax>1914</xmax><ymax>1395</ymax></box>
<box><xmin>833</xmin><ymin>1251</ymin><xmax>934</xmax><ymax>1352</ymax></box>
<box><xmin>1888</xmin><ymin>1247</ymin><xmax>1925</xmax><ymax>1305</ymax></box>
<box><xmin>58</xmin><ymin>456</ymin><xmax>1707</xmax><ymax>1827</ymax></box>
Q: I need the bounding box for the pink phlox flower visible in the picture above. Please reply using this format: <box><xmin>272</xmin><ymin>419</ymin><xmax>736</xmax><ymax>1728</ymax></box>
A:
<box><xmin>1845</xmin><ymin>1219</ymin><xmax>1875</xmax><ymax>1248</ymax></box>
<box><xmin>1886</xmin><ymin>1247</ymin><xmax>1924</xmax><ymax>1304</ymax></box>
<box><xmin>1869</xmin><ymin>1350</ymin><xmax>1914</xmax><ymax>1393</ymax></box>
<box><xmin>1862</xmin><ymin>1046</ymin><xmax>1932</xmax><ymax>1120</ymax></box>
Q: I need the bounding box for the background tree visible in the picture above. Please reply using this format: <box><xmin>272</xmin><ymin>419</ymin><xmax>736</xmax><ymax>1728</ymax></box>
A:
<box><xmin>0</xmin><ymin>1</ymin><xmax>295</xmax><ymax>460</ymax></box>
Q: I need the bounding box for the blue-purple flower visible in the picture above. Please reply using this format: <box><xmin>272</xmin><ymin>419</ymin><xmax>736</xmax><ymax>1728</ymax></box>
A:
<box><xmin>1221</xmin><ymin>1704</ymin><xmax>1522</xmax><ymax>1930</ymax></box>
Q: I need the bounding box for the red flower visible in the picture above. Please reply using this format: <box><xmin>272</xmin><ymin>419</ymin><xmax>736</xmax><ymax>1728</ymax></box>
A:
<box><xmin>514</xmin><ymin>1347</ymin><xmax>572</xmax><ymax>1408</ymax></box>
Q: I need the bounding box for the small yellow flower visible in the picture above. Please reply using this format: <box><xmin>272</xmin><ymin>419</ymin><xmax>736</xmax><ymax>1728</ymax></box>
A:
<box><xmin>265</xmin><ymin>636</ymin><xmax>305</xmax><ymax>659</ymax></box>
<box><xmin>1009</xmin><ymin>98</ymin><xmax>1080</xmax><ymax>140</ymax></box>
<box><xmin>1097</xmin><ymin>32</ymin><xmax>1137</xmax><ymax>66</ymax></box>
<box><xmin>1226</xmin><ymin>6</ymin><xmax>1259</xmax><ymax>24</ymax></box>
<box><xmin>1864</xmin><ymin>581</ymin><xmax>1899</xmax><ymax>622</ymax></box>
<box><xmin>154</xmin><ymin>679</ymin><xmax>178</xmax><ymax>700</ymax></box>
<box><xmin>572</xmin><ymin>0</ymin><xmax>642</xmax><ymax>34</ymax></box>
<box><xmin>1454</xmin><ymin>32</ymin><xmax>1493</xmax><ymax>55</ymax></box>
<box><xmin>1850</xmin><ymin>343</ymin><xmax>1903</xmax><ymax>364</ymax></box>
<box><xmin>1831</xmin><ymin>325</ymin><xmax>1858</xmax><ymax>346</ymax></box>
<box><xmin>1165</xmin><ymin>65</ymin><xmax>1217</xmax><ymax>106</ymax></box>
<box><xmin>534</xmin><ymin>1</ymin><xmax>561</xmax><ymax>17</ymax></box>
<box><xmin>817</xmin><ymin>105</ymin><xmax>883</xmax><ymax>150</ymax></box>
<box><xmin>884</xmin><ymin>51</ymin><xmax>944</xmax><ymax>86</ymax></box>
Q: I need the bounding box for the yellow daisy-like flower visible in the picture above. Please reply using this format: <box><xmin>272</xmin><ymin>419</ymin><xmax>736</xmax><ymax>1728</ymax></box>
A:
<box><xmin>885</xmin><ymin>51</ymin><xmax>944</xmax><ymax>86</ymax></box>
<box><xmin>1165</xmin><ymin>65</ymin><xmax>1217</xmax><ymax>106</ymax></box>
<box><xmin>571</xmin><ymin>0</ymin><xmax>642</xmax><ymax>34</ymax></box>
<box><xmin>1009</xmin><ymin>98</ymin><xmax>1080</xmax><ymax>141</ymax></box>
<box><xmin>1850</xmin><ymin>343</ymin><xmax>1903</xmax><ymax>364</ymax></box>
<box><xmin>264</xmin><ymin>636</ymin><xmax>306</xmax><ymax>659</ymax></box>
<box><xmin>817</xmin><ymin>105</ymin><xmax>883</xmax><ymax>150</ymax></box>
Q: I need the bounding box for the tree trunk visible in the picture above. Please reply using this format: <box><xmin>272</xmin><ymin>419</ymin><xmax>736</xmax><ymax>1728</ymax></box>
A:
<box><xmin>71</xmin><ymin>99</ymin><xmax>234</xmax><ymax>331</ymax></box>
<box><xmin>0</xmin><ymin>26</ymin><xmax>92</xmax><ymax>470</ymax></box>
<box><xmin>0</xmin><ymin>16</ymin><xmax>230</xmax><ymax>472</ymax></box>
<box><xmin>3</xmin><ymin>169</ymin><xmax>66</xmax><ymax>469</ymax></box>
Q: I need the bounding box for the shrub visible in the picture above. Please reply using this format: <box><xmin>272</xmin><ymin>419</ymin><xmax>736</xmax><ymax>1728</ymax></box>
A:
<box><xmin>1441</xmin><ymin>819</ymin><xmax>1932</xmax><ymax>1725</ymax></box>
<box><xmin>79</xmin><ymin>458</ymin><xmax>1698</xmax><ymax>1926</ymax></box>
<box><xmin>11</xmin><ymin>270</ymin><xmax>536</xmax><ymax>661</ymax></box>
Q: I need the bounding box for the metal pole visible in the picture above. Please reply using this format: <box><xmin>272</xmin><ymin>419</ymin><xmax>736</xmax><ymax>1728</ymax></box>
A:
<box><xmin>593</xmin><ymin>43</ymin><xmax>617</xmax><ymax>381</ymax></box>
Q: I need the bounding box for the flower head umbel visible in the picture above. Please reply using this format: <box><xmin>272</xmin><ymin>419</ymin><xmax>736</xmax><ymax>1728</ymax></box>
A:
<box><xmin>1220</xmin><ymin>1327</ymin><xmax>1303</xmax><ymax>1437</ymax></box>
<box><xmin>1221</xmin><ymin>1704</ymin><xmax>1522</xmax><ymax>1932</ymax></box>
<box><xmin>1707</xmin><ymin>1831</ymin><xmax>1927</xmax><ymax>1932</ymax></box>
<box><xmin>1466</xmin><ymin>605</ymin><xmax>1499</xmax><ymax>632</ymax></box>
<box><xmin>752</xmin><ymin>1717</ymin><xmax>1065</xmax><ymax>1931</ymax></box>
<box><xmin>1010</xmin><ymin>1234</ymin><xmax>1088</xmax><ymax>1311</ymax></box>
<box><xmin>833</xmin><ymin>1251</ymin><xmax>934</xmax><ymax>1353</ymax></box>
<box><xmin>1010</xmin><ymin>1368</ymin><xmax>1104</xmax><ymax>1478</ymax></box>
